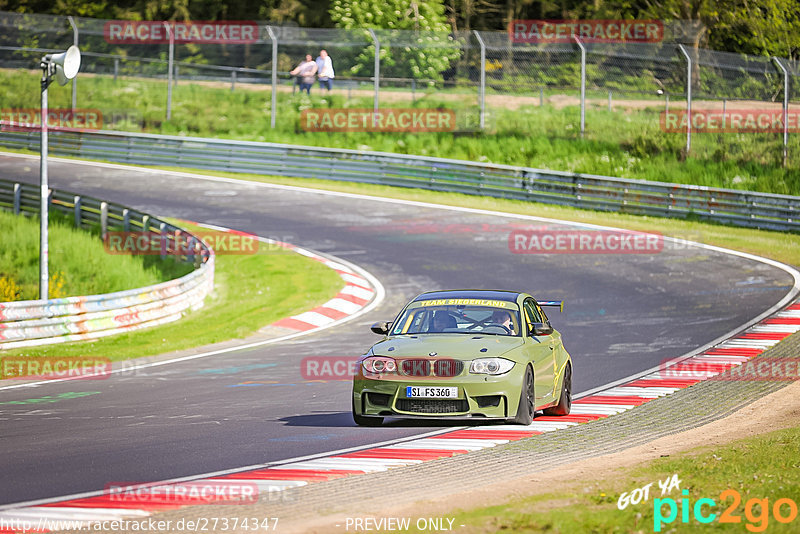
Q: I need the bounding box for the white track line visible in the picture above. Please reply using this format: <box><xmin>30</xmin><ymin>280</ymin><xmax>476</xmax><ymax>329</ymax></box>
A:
<box><xmin>6</xmin><ymin>151</ymin><xmax>795</xmax><ymax>399</ymax></box>
<box><xmin>1</xmin><ymin>151</ymin><xmax>798</xmax><ymax>514</ymax></box>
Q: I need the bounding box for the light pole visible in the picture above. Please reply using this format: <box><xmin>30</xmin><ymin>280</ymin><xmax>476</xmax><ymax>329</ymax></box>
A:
<box><xmin>39</xmin><ymin>45</ymin><xmax>81</xmax><ymax>300</ymax></box>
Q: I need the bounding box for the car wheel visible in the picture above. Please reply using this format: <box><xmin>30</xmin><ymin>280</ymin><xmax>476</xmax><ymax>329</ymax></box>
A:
<box><xmin>513</xmin><ymin>365</ymin><xmax>535</xmax><ymax>425</ymax></box>
<box><xmin>543</xmin><ymin>364</ymin><xmax>572</xmax><ymax>416</ymax></box>
<box><xmin>352</xmin><ymin>397</ymin><xmax>383</xmax><ymax>427</ymax></box>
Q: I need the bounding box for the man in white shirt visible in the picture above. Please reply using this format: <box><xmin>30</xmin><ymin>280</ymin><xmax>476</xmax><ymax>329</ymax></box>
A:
<box><xmin>315</xmin><ymin>49</ymin><xmax>335</xmax><ymax>92</ymax></box>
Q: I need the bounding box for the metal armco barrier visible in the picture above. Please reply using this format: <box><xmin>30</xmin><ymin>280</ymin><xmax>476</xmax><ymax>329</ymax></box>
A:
<box><xmin>0</xmin><ymin>179</ymin><xmax>215</xmax><ymax>349</ymax></box>
<box><xmin>0</xmin><ymin>128</ymin><xmax>798</xmax><ymax>232</ymax></box>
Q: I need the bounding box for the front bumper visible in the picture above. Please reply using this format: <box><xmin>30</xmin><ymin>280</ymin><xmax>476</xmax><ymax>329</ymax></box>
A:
<box><xmin>352</xmin><ymin>366</ymin><xmax>525</xmax><ymax>420</ymax></box>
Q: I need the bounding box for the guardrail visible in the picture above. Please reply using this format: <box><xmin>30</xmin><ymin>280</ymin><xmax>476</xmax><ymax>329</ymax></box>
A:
<box><xmin>0</xmin><ymin>179</ymin><xmax>215</xmax><ymax>350</ymax></box>
<box><xmin>0</xmin><ymin>128</ymin><xmax>798</xmax><ymax>232</ymax></box>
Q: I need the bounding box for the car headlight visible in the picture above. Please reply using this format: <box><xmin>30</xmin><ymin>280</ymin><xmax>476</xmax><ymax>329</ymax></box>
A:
<box><xmin>469</xmin><ymin>357</ymin><xmax>515</xmax><ymax>375</ymax></box>
<box><xmin>362</xmin><ymin>356</ymin><xmax>397</xmax><ymax>374</ymax></box>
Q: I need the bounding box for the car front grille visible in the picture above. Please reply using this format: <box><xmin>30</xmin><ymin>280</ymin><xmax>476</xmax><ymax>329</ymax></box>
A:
<box><xmin>396</xmin><ymin>398</ymin><xmax>469</xmax><ymax>414</ymax></box>
<box><xmin>434</xmin><ymin>359</ymin><xmax>463</xmax><ymax>377</ymax></box>
<box><xmin>400</xmin><ymin>358</ymin><xmax>463</xmax><ymax>377</ymax></box>
<box><xmin>402</xmin><ymin>359</ymin><xmax>430</xmax><ymax>376</ymax></box>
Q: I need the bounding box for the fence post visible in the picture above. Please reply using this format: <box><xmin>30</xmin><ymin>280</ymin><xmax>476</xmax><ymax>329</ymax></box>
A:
<box><xmin>773</xmin><ymin>57</ymin><xmax>789</xmax><ymax>167</ymax></box>
<box><xmin>473</xmin><ymin>30</ymin><xmax>486</xmax><ymax>130</ymax></box>
<box><xmin>368</xmin><ymin>29</ymin><xmax>380</xmax><ymax>117</ymax></box>
<box><xmin>573</xmin><ymin>36</ymin><xmax>586</xmax><ymax>138</ymax></box>
<box><xmin>67</xmin><ymin>16</ymin><xmax>78</xmax><ymax>112</ymax></box>
<box><xmin>164</xmin><ymin>22</ymin><xmax>174</xmax><ymax>121</ymax></box>
<box><xmin>13</xmin><ymin>183</ymin><xmax>21</xmax><ymax>214</ymax></box>
<box><xmin>100</xmin><ymin>202</ymin><xmax>108</xmax><ymax>240</ymax></box>
<box><xmin>608</xmin><ymin>90</ymin><xmax>612</xmax><ymax>111</ymax></box>
<box><xmin>159</xmin><ymin>222</ymin><xmax>167</xmax><ymax>259</ymax></box>
<box><xmin>231</xmin><ymin>70</ymin><xmax>237</xmax><ymax>91</ymax></box>
<box><xmin>114</xmin><ymin>57</ymin><xmax>119</xmax><ymax>81</ymax></box>
<box><xmin>73</xmin><ymin>195</ymin><xmax>81</xmax><ymax>228</ymax></box>
<box><xmin>122</xmin><ymin>208</ymin><xmax>130</xmax><ymax>232</ymax></box>
<box><xmin>266</xmin><ymin>26</ymin><xmax>278</xmax><ymax>129</ymax></box>
<box><xmin>677</xmin><ymin>44</ymin><xmax>692</xmax><ymax>155</ymax></box>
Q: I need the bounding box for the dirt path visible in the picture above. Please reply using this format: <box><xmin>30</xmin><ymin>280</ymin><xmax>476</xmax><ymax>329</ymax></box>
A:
<box><xmin>66</xmin><ymin>68</ymin><xmax>796</xmax><ymax>112</ymax></box>
<box><xmin>284</xmin><ymin>379</ymin><xmax>800</xmax><ymax>533</ymax></box>
<box><xmin>194</xmin><ymin>80</ymin><xmax>799</xmax><ymax>112</ymax></box>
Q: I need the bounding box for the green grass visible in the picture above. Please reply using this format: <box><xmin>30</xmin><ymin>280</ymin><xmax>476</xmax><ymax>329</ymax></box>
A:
<box><xmin>442</xmin><ymin>425</ymin><xmax>800</xmax><ymax>533</ymax></box>
<box><xmin>1</xmin><ymin>68</ymin><xmax>798</xmax><ymax>195</ymax></box>
<box><xmin>0</xmin><ymin>209</ymin><xmax>191</xmax><ymax>300</ymax></box>
<box><xmin>2</xmin><ymin>220</ymin><xmax>345</xmax><ymax>361</ymax></box>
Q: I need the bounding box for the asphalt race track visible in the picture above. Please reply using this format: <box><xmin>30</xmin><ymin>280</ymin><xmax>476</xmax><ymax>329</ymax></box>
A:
<box><xmin>0</xmin><ymin>153</ymin><xmax>795</xmax><ymax>506</ymax></box>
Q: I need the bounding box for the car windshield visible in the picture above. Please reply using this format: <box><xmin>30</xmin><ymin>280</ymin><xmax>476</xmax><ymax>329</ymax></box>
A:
<box><xmin>391</xmin><ymin>300</ymin><xmax>522</xmax><ymax>337</ymax></box>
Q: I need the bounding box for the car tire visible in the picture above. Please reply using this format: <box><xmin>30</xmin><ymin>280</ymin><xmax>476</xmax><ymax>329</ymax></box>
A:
<box><xmin>513</xmin><ymin>365</ymin><xmax>535</xmax><ymax>425</ymax></box>
<box><xmin>543</xmin><ymin>364</ymin><xmax>572</xmax><ymax>416</ymax></box>
<box><xmin>352</xmin><ymin>397</ymin><xmax>383</xmax><ymax>426</ymax></box>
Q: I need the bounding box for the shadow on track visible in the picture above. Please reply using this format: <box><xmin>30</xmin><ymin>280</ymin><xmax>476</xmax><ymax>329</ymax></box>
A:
<box><xmin>280</xmin><ymin>412</ymin><xmax>485</xmax><ymax>428</ymax></box>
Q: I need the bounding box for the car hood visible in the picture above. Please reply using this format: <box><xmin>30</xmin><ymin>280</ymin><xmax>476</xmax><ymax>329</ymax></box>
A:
<box><xmin>371</xmin><ymin>334</ymin><xmax>523</xmax><ymax>360</ymax></box>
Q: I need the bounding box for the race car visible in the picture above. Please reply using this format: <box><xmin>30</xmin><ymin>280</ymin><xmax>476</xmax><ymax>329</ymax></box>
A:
<box><xmin>352</xmin><ymin>289</ymin><xmax>572</xmax><ymax>426</ymax></box>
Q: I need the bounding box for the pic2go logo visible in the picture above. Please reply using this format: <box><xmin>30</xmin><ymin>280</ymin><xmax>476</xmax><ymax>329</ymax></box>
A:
<box><xmin>654</xmin><ymin>489</ymin><xmax>798</xmax><ymax>532</ymax></box>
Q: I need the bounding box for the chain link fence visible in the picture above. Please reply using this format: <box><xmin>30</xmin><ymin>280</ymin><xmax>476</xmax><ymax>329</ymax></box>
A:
<box><xmin>1</xmin><ymin>10</ymin><xmax>799</xmax><ymax>167</ymax></box>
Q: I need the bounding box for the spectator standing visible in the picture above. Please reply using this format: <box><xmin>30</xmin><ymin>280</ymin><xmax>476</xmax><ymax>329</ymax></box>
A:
<box><xmin>290</xmin><ymin>54</ymin><xmax>317</xmax><ymax>95</ymax></box>
<box><xmin>316</xmin><ymin>49</ymin><xmax>335</xmax><ymax>92</ymax></box>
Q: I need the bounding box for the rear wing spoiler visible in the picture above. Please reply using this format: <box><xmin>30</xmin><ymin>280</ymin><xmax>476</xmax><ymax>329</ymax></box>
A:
<box><xmin>538</xmin><ymin>300</ymin><xmax>564</xmax><ymax>312</ymax></box>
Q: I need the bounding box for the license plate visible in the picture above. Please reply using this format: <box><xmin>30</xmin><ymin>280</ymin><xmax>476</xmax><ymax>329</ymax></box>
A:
<box><xmin>405</xmin><ymin>386</ymin><xmax>458</xmax><ymax>398</ymax></box>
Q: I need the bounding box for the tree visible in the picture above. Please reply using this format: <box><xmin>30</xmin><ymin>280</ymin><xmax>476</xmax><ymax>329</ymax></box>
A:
<box><xmin>444</xmin><ymin>0</ymin><xmax>502</xmax><ymax>32</ymax></box>
<box><xmin>329</xmin><ymin>0</ymin><xmax>461</xmax><ymax>81</ymax></box>
<box><xmin>714</xmin><ymin>0</ymin><xmax>800</xmax><ymax>61</ymax></box>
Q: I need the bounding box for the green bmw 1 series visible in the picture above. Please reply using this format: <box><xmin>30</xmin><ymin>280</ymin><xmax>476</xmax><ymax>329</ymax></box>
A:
<box><xmin>352</xmin><ymin>289</ymin><xmax>572</xmax><ymax>426</ymax></box>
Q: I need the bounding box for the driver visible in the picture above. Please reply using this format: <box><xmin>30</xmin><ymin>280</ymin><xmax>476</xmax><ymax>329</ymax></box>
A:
<box><xmin>431</xmin><ymin>311</ymin><xmax>456</xmax><ymax>332</ymax></box>
<box><xmin>490</xmin><ymin>310</ymin><xmax>514</xmax><ymax>333</ymax></box>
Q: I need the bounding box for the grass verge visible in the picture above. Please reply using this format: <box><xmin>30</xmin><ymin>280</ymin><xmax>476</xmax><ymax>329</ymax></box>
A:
<box><xmin>1</xmin><ymin>68</ymin><xmax>798</xmax><ymax>195</ymax></box>
<box><xmin>0</xmin><ymin>209</ymin><xmax>191</xmax><ymax>301</ymax></box>
<box><xmin>1</xmin><ymin>220</ymin><xmax>344</xmax><ymax>362</ymax></box>
<box><xmin>445</xmin><ymin>425</ymin><xmax>800</xmax><ymax>533</ymax></box>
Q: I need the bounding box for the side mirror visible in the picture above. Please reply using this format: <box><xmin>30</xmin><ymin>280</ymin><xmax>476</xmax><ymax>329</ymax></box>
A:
<box><xmin>530</xmin><ymin>322</ymin><xmax>553</xmax><ymax>337</ymax></box>
<box><xmin>370</xmin><ymin>321</ymin><xmax>391</xmax><ymax>335</ymax></box>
